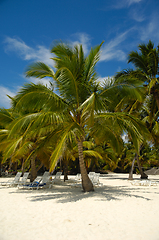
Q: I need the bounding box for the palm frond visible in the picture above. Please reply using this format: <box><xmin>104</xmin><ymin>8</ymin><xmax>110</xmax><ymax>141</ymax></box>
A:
<box><xmin>51</xmin><ymin>41</ymin><xmax>74</xmax><ymax>60</ymax></box>
<box><xmin>128</xmin><ymin>51</ymin><xmax>148</xmax><ymax>73</ymax></box>
<box><xmin>2</xmin><ymin>136</ymin><xmax>23</xmax><ymax>162</ymax></box>
<box><xmin>49</xmin><ymin>122</ymin><xmax>83</xmax><ymax>172</ymax></box>
<box><xmin>85</xmin><ymin>41</ymin><xmax>104</xmax><ymax>83</ymax></box>
<box><xmin>8</xmin><ymin>112</ymin><xmax>41</xmax><ymax>137</ymax></box>
<box><xmin>15</xmin><ymin>83</ymin><xmax>67</xmax><ymax>112</ymax></box>
<box><xmin>0</xmin><ymin>108</ymin><xmax>14</xmax><ymax>127</ymax></box>
<box><xmin>83</xmin><ymin>140</ymin><xmax>94</xmax><ymax>149</ymax></box>
<box><xmin>83</xmin><ymin>150</ymin><xmax>103</xmax><ymax>159</ymax></box>
<box><xmin>25</xmin><ymin>62</ymin><xmax>55</xmax><ymax>79</ymax></box>
<box><xmin>94</xmin><ymin>112</ymin><xmax>150</xmax><ymax>153</ymax></box>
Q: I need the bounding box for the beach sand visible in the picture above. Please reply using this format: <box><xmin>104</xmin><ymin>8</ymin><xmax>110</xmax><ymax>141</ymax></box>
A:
<box><xmin>0</xmin><ymin>173</ymin><xmax>159</xmax><ymax>240</ymax></box>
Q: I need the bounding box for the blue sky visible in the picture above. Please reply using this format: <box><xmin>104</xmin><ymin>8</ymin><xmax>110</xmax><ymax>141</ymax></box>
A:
<box><xmin>0</xmin><ymin>0</ymin><xmax>159</xmax><ymax>108</ymax></box>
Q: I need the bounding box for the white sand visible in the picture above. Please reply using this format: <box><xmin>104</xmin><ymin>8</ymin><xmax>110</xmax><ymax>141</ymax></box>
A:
<box><xmin>0</xmin><ymin>173</ymin><xmax>159</xmax><ymax>240</ymax></box>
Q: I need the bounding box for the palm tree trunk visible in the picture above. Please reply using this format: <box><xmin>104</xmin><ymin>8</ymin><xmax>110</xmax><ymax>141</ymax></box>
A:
<box><xmin>153</xmin><ymin>91</ymin><xmax>159</xmax><ymax>111</ymax></box>
<box><xmin>77</xmin><ymin>140</ymin><xmax>94</xmax><ymax>192</ymax></box>
<box><xmin>0</xmin><ymin>159</ymin><xmax>2</xmax><ymax>177</ymax></box>
<box><xmin>37</xmin><ymin>162</ymin><xmax>43</xmax><ymax>172</ymax></box>
<box><xmin>128</xmin><ymin>154</ymin><xmax>136</xmax><ymax>180</ymax></box>
<box><xmin>136</xmin><ymin>154</ymin><xmax>148</xmax><ymax>179</ymax></box>
<box><xmin>63</xmin><ymin>159</ymin><xmax>68</xmax><ymax>182</ymax></box>
<box><xmin>21</xmin><ymin>158</ymin><xmax>25</xmax><ymax>175</ymax></box>
<box><xmin>30</xmin><ymin>156</ymin><xmax>37</xmax><ymax>182</ymax></box>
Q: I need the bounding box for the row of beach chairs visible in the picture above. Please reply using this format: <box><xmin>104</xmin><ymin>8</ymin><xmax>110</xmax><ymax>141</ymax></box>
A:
<box><xmin>1</xmin><ymin>171</ymin><xmax>62</xmax><ymax>190</ymax></box>
<box><xmin>71</xmin><ymin>172</ymin><xmax>103</xmax><ymax>187</ymax></box>
<box><xmin>1</xmin><ymin>171</ymin><xmax>103</xmax><ymax>189</ymax></box>
<box><xmin>130</xmin><ymin>179</ymin><xmax>158</xmax><ymax>186</ymax></box>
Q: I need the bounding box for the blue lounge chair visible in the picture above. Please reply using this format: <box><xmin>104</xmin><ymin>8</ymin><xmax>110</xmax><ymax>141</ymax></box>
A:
<box><xmin>20</xmin><ymin>172</ymin><xmax>51</xmax><ymax>190</ymax></box>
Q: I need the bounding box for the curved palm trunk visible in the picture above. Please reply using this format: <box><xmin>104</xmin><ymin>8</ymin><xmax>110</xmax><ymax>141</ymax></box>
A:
<box><xmin>136</xmin><ymin>144</ymin><xmax>148</xmax><ymax>179</ymax></box>
<box><xmin>77</xmin><ymin>140</ymin><xmax>94</xmax><ymax>192</ymax></box>
<box><xmin>136</xmin><ymin>154</ymin><xmax>148</xmax><ymax>179</ymax></box>
<box><xmin>128</xmin><ymin>154</ymin><xmax>136</xmax><ymax>180</ymax></box>
<box><xmin>30</xmin><ymin>156</ymin><xmax>37</xmax><ymax>182</ymax></box>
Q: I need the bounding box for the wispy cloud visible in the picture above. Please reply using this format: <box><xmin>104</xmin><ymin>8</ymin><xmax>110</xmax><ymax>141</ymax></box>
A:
<box><xmin>71</xmin><ymin>31</ymin><xmax>129</xmax><ymax>62</ymax></box>
<box><xmin>4</xmin><ymin>37</ymin><xmax>53</xmax><ymax>66</ymax></box>
<box><xmin>71</xmin><ymin>32</ymin><xmax>91</xmax><ymax>54</ymax></box>
<box><xmin>127</xmin><ymin>0</ymin><xmax>142</xmax><ymax>6</ymax></box>
<box><xmin>4</xmin><ymin>34</ymin><xmax>92</xmax><ymax>66</ymax></box>
<box><xmin>113</xmin><ymin>0</ymin><xmax>143</xmax><ymax>9</ymax></box>
<box><xmin>100</xmin><ymin>30</ymin><xmax>132</xmax><ymax>62</ymax></box>
<box><xmin>0</xmin><ymin>86</ymin><xmax>16</xmax><ymax>108</ymax></box>
<box><xmin>139</xmin><ymin>14</ymin><xmax>159</xmax><ymax>41</ymax></box>
<box><xmin>23</xmin><ymin>75</ymin><xmax>52</xmax><ymax>88</ymax></box>
<box><xmin>130</xmin><ymin>8</ymin><xmax>145</xmax><ymax>22</ymax></box>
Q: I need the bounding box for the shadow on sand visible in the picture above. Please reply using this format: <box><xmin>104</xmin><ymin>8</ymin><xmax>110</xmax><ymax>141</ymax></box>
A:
<box><xmin>7</xmin><ymin>181</ymin><xmax>158</xmax><ymax>203</ymax></box>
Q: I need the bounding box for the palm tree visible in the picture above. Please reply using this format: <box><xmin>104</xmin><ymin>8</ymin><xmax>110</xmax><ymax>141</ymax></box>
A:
<box><xmin>115</xmin><ymin>40</ymin><xmax>159</xmax><ymax>110</ymax></box>
<box><xmin>114</xmin><ymin>40</ymin><xmax>159</xmax><ymax>179</ymax></box>
<box><xmin>0</xmin><ymin>106</ymin><xmax>51</xmax><ymax>181</ymax></box>
<box><xmin>11</xmin><ymin>41</ymin><xmax>149</xmax><ymax>192</ymax></box>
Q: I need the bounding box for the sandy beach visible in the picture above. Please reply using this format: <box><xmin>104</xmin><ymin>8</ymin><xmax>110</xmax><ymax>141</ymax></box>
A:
<box><xmin>0</xmin><ymin>173</ymin><xmax>159</xmax><ymax>240</ymax></box>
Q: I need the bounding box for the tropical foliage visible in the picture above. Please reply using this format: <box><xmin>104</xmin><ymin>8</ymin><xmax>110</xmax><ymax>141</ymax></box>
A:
<box><xmin>1</xmin><ymin>40</ymin><xmax>157</xmax><ymax>191</ymax></box>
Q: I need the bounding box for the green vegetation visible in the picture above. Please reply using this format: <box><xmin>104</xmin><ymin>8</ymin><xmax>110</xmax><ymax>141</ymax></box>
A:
<box><xmin>0</xmin><ymin>40</ymin><xmax>158</xmax><ymax>191</ymax></box>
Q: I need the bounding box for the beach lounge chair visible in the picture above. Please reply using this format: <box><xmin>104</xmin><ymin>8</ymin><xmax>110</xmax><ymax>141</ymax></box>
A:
<box><xmin>88</xmin><ymin>172</ymin><xmax>95</xmax><ymax>181</ymax></box>
<box><xmin>20</xmin><ymin>176</ymin><xmax>42</xmax><ymax>189</ymax></box>
<box><xmin>74</xmin><ymin>173</ymin><xmax>81</xmax><ymax>182</ymax></box>
<box><xmin>130</xmin><ymin>180</ymin><xmax>158</xmax><ymax>186</ymax></box>
<box><xmin>139</xmin><ymin>180</ymin><xmax>158</xmax><ymax>186</ymax></box>
<box><xmin>1</xmin><ymin>172</ymin><xmax>22</xmax><ymax>186</ymax></box>
<box><xmin>69</xmin><ymin>173</ymin><xmax>82</xmax><ymax>187</ymax></box>
<box><xmin>36</xmin><ymin>171</ymin><xmax>51</xmax><ymax>189</ymax></box>
<box><xmin>22</xmin><ymin>172</ymin><xmax>51</xmax><ymax>190</ymax></box>
<box><xmin>91</xmin><ymin>173</ymin><xmax>103</xmax><ymax>187</ymax></box>
<box><xmin>17</xmin><ymin>172</ymin><xmax>30</xmax><ymax>187</ymax></box>
<box><xmin>52</xmin><ymin>172</ymin><xmax>62</xmax><ymax>184</ymax></box>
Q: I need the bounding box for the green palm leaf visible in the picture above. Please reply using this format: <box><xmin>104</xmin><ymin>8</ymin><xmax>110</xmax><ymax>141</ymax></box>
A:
<box><xmin>49</xmin><ymin>122</ymin><xmax>83</xmax><ymax>172</ymax></box>
<box><xmin>83</xmin><ymin>150</ymin><xmax>103</xmax><ymax>160</ymax></box>
<box><xmin>0</xmin><ymin>108</ymin><xmax>14</xmax><ymax>127</ymax></box>
<box><xmin>15</xmin><ymin>83</ymin><xmax>67</xmax><ymax>112</ymax></box>
<box><xmin>25</xmin><ymin>62</ymin><xmax>55</xmax><ymax>79</ymax></box>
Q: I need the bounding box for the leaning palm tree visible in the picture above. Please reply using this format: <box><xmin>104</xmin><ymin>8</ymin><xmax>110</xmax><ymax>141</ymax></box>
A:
<box><xmin>0</xmin><ymin>106</ymin><xmax>51</xmax><ymax>181</ymax></box>
<box><xmin>12</xmin><ymin>41</ymin><xmax>149</xmax><ymax>192</ymax></box>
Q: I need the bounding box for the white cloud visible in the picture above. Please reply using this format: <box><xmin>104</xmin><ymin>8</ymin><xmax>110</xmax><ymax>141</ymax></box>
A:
<box><xmin>0</xmin><ymin>76</ymin><xmax>55</xmax><ymax>109</ymax></box>
<box><xmin>139</xmin><ymin>14</ymin><xmax>159</xmax><ymax>41</ymax></box>
<box><xmin>97</xmin><ymin>76</ymin><xmax>114</xmax><ymax>87</ymax></box>
<box><xmin>112</xmin><ymin>0</ymin><xmax>142</xmax><ymax>9</ymax></box>
<box><xmin>4</xmin><ymin>37</ymin><xmax>53</xmax><ymax>66</ymax></box>
<box><xmin>100</xmin><ymin>30</ymin><xmax>131</xmax><ymax>62</ymax></box>
<box><xmin>4</xmin><ymin>34</ymin><xmax>92</xmax><ymax>67</ymax></box>
<box><xmin>71</xmin><ymin>33</ymin><xmax>91</xmax><ymax>55</ymax></box>
<box><xmin>127</xmin><ymin>0</ymin><xmax>142</xmax><ymax>6</ymax></box>
<box><xmin>0</xmin><ymin>86</ymin><xmax>16</xmax><ymax>108</ymax></box>
<box><xmin>24</xmin><ymin>76</ymin><xmax>52</xmax><ymax>88</ymax></box>
<box><xmin>131</xmin><ymin>8</ymin><xmax>145</xmax><ymax>22</ymax></box>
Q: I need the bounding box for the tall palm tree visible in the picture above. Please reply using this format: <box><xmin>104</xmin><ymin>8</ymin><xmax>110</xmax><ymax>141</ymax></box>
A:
<box><xmin>115</xmin><ymin>40</ymin><xmax>159</xmax><ymax>110</ymax></box>
<box><xmin>11</xmin><ymin>41</ymin><xmax>149</xmax><ymax>191</ymax></box>
<box><xmin>114</xmin><ymin>40</ymin><xmax>159</xmax><ymax>179</ymax></box>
